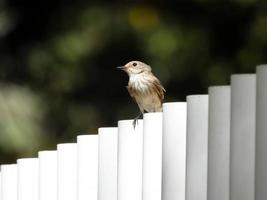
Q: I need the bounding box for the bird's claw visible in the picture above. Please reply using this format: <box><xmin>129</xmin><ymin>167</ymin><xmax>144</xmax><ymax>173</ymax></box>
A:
<box><xmin>132</xmin><ymin>112</ymin><xmax>142</xmax><ymax>129</ymax></box>
<box><xmin>133</xmin><ymin>118</ymin><xmax>138</xmax><ymax>129</ymax></box>
<box><xmin>133</xmin><ymin>112</ymin><xmax>143</xmax><ymax>129</ymax></box>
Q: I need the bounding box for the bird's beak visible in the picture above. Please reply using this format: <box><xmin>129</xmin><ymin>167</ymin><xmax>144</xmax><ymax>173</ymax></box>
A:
<box><xmin>117</xmin><ymin>66</ymin><xmax>125</xmax><ymax>70</ymax></box>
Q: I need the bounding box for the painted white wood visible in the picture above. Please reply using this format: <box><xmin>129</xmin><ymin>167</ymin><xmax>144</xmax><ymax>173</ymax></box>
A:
<box><xmin>17</xmin><ymin>158</ymin><xmax>39</xmax><ymax>200</ymax></box>
<box><xmin>230</xmin><ymin>74</ymin><xmax>256</xmax><ymax>200</ymax></box>
<box><xmin>117</xmin><ymin>120</ymin><xmax>143</xmax><ymax>200</ymax></box>
<box><xmin>207</xmin><ymin>86</ymin><xmax>231</xmax><ymax>200</ymax></box>
<box><xmin>0</xmin><ymin>172</ymin><xmax>1</xmax><ymax>200</ymax></box>
<box><xmin>162</xmin><ymin>102</ymin><xmax>187</xmax><ymax>200</ymax></box>
<box><xmin>256</xmin><ymin>65</ymin><xmax>267</xmax><ymax>200</ymax></box>
<box><xmin>98</xmin><ymin>128</ymin><xmax>118</xmax><ymax>200</ymax></box>
<box><xmin>1</xmin><ymin>164</ymin><xmax>17</xmax><ymax>200</ymax></box>
<box><xmin>77</xmin><ymin>135</ymin><xmax>98</xmax><ymax>200</ymax></box>
<box><xmin>186</xmin><ymin>95</ymin><xmax>209</xmax><ymax>200</ymax></box>
<box><xmin>39</xmin><ymin>151</ymin><xmax>57</xmax><ymax>200</ymax></box>
<box><xmin>57</xmin><ymin>143</ymin><xmax>77</xmax><ymax>200</ymax></box>
<box><xmin>142</xmin><ymin>112</ymin><xmax>163</xmax><ymax>200</ymax></box>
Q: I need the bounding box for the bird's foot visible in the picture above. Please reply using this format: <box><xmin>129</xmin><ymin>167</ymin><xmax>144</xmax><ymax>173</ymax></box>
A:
<box><xmin>132</xmin><ymin>113</ymin><xmax>142</xmax><ymax>129</ymax></box>
<box><xmin>133</xmin><ymin>118</ymin><xmax>138</xmax><ymax>129</ymax></box>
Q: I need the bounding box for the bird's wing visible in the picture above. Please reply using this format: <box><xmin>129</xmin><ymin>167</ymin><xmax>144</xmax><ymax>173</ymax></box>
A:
<box><xmin>152</xmin><ymin>77</ymin><xmax>165</xmax><ymax>103</ymax></box>
<box><xmin>127</xmin><ymin>85</ymin><xmax>136</xmax><ymax>99</ymax></box>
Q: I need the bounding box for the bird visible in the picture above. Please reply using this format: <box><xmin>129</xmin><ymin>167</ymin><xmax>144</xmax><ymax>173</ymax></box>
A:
<box><xmin>117</xmin><ymin>61</ymin><xmax>165</xmax><ymax>128</ymax></box>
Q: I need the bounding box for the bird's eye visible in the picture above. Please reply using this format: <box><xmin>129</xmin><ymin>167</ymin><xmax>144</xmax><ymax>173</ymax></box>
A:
<box><xmin>133</xmin><ymin>63</ymin><xmax>137</xmax><ymax>66</ymax></box>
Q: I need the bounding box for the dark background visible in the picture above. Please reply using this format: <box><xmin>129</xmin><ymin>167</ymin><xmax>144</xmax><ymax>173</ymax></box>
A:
<box><xmin>0</xmin><ymin>0</ymin><xmax>266</xmax><ymax>163</ymax></box>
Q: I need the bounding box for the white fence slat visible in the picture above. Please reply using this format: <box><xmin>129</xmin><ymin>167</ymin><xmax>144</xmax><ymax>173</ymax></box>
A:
<box><xmin>77</xmin><ymin>135</ymin><xmax>98</xmax><ymax>200</ymax></box>
<box><xmin>1</xmin><ymin>164</ymin><xmax>17</xmax><ymax>200</ymax></box>
<box><xmin>98</xmin><ymin>128</ymin><xmax>118</xmax><ymax>200</ymax></box>
<box><xmin>0</xmin><ymin>172</ymin><xmax>1</xmax><ymax>200</ymax></box>
<box><xmin>57</xmin><ymin>143</ymin><xmax>77</xmax><ymax>200</ymax></box>
<box><xmin>256</xmin><ymin>65</ymin><xmax>267</xmax><ymax>200</ymax></box>
<box><xmin>162</xmin><ymin>102</ymin><xmax>187</xmax><ymax>200</ymax></box>
<box><xmin>39</xmin><ymin>151</ymin><xmax>57</xmax><ymax>200</ymax></box>
<box><xmin>142</xmin><ymin>113</ymin><xmax>163</xmax><ymax>200</ymax></box>
<box><xmin>17</xmin><ymin>158</ymin><xmax>39</xmax><ymax>200</ymax></box>
<box><xmin>186</xmin><ymin>95</ymin><xmax>209</xmax><ymax>200</ymax></box>
<box><xmin>117</xmin><ymin>120</ymin><xmax>143</xmax><ymax>200</ymax></box>
<box><xmin>207</xmin><ymin>86</ymin><xmax>231</xmax><ymax>200</ymax></box>
<box><xmin>230</xmin><ymin>75</ymin><xmax>256</xmax><ymax>200</ymax></box>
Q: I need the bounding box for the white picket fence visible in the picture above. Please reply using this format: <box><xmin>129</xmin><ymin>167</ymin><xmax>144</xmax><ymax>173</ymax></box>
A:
<box><xmin>1</xmin><ymin>65</ymin><xmax>267</xmax><ymax>200</ymax></box>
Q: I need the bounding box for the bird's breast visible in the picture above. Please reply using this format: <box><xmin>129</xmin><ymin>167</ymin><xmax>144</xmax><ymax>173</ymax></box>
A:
<box><xmin>128</xmin><ymin>74</ymin><xmax>151</xmax><ymax>93</ymax></box>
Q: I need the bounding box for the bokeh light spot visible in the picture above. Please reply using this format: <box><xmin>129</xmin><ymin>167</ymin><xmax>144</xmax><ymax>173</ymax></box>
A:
<box><xmin>129</xmin><ymin>5</ymin><xmax>160</xmax><ymax>31</ymax></box>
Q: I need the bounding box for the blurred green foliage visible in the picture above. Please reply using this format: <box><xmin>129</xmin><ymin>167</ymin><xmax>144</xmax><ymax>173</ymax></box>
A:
<box><xmin>0</xmin><ymin>1</ymin><xmax>266</xmax><ymax>162</ymax></box>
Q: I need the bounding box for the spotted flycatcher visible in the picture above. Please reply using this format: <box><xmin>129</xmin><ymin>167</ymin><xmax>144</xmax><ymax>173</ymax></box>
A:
<box><xmin>117</xmin><ymin>61</ymin><xmax>165</xmax><ymax>127</ymax></box>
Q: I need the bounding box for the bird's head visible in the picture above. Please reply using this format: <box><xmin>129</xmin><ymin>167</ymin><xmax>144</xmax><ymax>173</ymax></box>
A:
<box><xmin>117</xmin><ymin>61</ymin><xmax>151</xmax><ymax>76</ymax></box>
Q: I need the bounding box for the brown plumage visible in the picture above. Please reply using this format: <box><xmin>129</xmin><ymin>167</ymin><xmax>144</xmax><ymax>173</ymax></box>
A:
<box><xmin>117</xmin><ymin>61</ymin><xmax>165</xmax><ymax>126</ymax></box>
